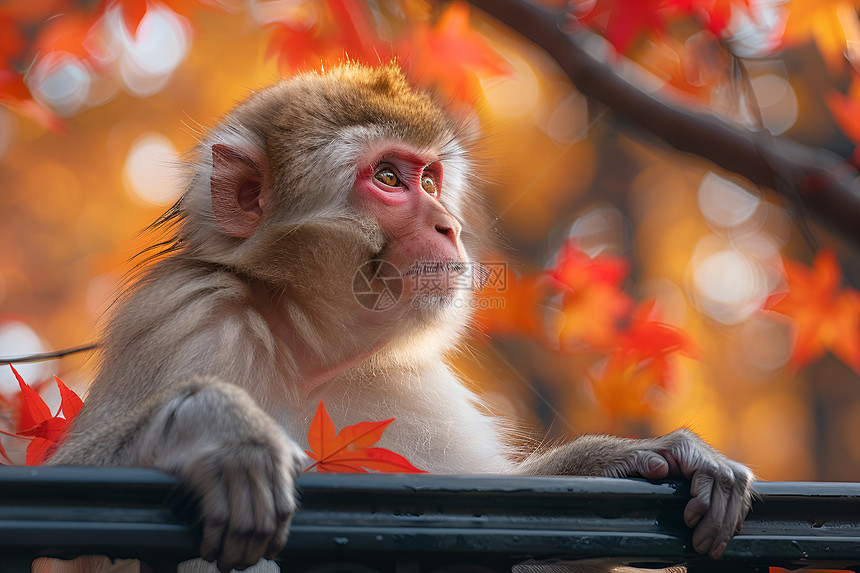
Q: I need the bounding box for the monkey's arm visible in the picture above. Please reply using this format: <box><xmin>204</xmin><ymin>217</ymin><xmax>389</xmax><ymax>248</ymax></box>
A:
<box><xmin>514</xmin><ymin>429</ymin><xmax>754</xmax><ymax>559</ymax></box>
<box><xmin>52</xmin><ymin>375</ymin><xmax>305</xmax><ymax>573</ymax></box>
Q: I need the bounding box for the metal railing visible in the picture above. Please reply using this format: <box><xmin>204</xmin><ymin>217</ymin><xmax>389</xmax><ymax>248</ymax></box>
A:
<box><xmin>2</xmin><ymin>466</ymin><xmax>859</xmax><ymax>572</ymax></box>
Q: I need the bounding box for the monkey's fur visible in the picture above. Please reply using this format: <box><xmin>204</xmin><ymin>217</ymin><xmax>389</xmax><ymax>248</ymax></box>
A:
<box><xmin>45</xmin><ymin>64</ymin><xmax>753</xmax><ymax>573</ymax></box>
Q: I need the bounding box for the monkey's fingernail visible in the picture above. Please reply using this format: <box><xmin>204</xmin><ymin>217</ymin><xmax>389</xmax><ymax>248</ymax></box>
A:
<box><xmin>695</xmin><ymin>537</ymin><xmax>713</xmax><ymax>554</ymax></box>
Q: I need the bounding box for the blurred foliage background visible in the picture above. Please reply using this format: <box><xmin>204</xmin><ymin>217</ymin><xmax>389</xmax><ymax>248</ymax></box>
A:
<box><xmin>2</xmin><ymin>0</ymin><xmax>860</xmax><ymax>481</ymax></box>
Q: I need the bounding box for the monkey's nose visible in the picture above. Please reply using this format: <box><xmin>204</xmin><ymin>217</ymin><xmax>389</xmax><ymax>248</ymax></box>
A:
<box><xmin>435</xmin><ymin>224</ymin><xmax>453</xmax><ymax>236</ymax></box>
<box><xmin>435</xmin><ymin>219</ymin><xmax>462</xmax><ymax>243</ymax></box>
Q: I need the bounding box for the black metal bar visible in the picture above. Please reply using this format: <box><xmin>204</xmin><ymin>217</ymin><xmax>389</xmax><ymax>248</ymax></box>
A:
<box><xmin>2</xmin><ymin>466</ymin><xmax>859</xmax><ymax>571</ymax></box>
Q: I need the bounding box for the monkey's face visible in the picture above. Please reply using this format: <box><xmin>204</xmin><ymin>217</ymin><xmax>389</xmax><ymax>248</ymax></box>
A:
<box><xmin>351</xmin><ymin>142</ymin><xmax>477</xmax><ymax>314</ymax></box>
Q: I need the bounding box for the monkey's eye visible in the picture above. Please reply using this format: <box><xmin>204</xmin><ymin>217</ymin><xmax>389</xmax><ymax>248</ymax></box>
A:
<box><xmin>374</xmin><ymin>168</ymin><xmax>402</xmax><ymax>188</ymax></box>
<box><xmin>421</xmin><ymin>175</ymin><xmax>437</xmax><ymax>195</ymax></box>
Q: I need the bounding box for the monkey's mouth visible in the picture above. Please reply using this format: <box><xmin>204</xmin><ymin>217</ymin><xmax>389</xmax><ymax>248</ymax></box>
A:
<box><xmin>403</xmin><ymin>261</ymin><xmax>468</xmax><ymax>276</ymax></box>
<box><xmin>402</xmin><ymin>261</ymin><xmax>491</xmax><ymax>293</ymax></box>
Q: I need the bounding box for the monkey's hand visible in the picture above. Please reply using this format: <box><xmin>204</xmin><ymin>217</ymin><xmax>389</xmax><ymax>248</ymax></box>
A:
<box><xmin>133</xmin><ymin>377</ymin><xmax>306</xmax><ymax>573</ymax></box>
<box><xmin>619</xmin><ymin>429</ymin><xmax>754</xmax><ymax>558</ymax></box>
<box><xmin>517</xmin><ymin>428</ymin><xmax>754</xmax><ymax>559</ymax></box>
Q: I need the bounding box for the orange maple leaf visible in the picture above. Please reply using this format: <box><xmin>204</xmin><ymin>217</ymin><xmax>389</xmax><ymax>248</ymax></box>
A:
<box><xmin>550</xmin><ymin>242</ymin><xmax>634</xmax><ymax>350</ymax></box>
<box><xmin>398</xmin><ymin>1</ymin><xmax>509</xmax><ymax>103</ymax></box>
<box><xmin>2</xmin><ymin>366</ymin><xmax>82</xmax><ymax>465</ymax></box>
<box><xmin>304</xmin><ymin>400</ymin><xmax>426</xmax><ymax>474</ymax></box>
<box><xmin>766</xmin><ymin>251</ymin><xmax>860</xmax><ymax>373</ymax></box>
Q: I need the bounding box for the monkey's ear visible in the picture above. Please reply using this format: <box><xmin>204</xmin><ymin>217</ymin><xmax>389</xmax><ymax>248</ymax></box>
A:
<box><xmin>210</xmin><ymin>143</ymin><xmax>270</xmax><ymax>238</ymax></box>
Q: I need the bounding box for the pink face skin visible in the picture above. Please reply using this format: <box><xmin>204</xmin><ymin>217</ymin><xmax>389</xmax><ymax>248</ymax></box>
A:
<box><xmin>353</xmin><ymin>144</ymin><xmax>467</xmax><ymax>273</ymax></box>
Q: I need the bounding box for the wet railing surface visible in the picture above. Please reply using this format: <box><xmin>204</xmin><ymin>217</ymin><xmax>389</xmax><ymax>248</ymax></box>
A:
<box><xmin>2</xmin><ymin>466</ymin><xmax>859</xmax><ymax>572</ymax></box>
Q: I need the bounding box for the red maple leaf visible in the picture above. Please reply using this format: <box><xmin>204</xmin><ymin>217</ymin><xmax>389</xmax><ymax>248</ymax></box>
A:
<box><xmin>550</xmin><ymin>241</ymin><xmax>634</xmax><ymax>350</ymax></box>
<box><xmin>266</xmin><ymin>0</ymin><xmax>388</xmax><ymax>72</ymax></box>
<box><xmin>578</xmin><ymin>0</ymin><xmax>666</xmax><ymax>54</ymax></box>
<box><xmin>325</xmin><ymin>0</ymin><xmax>389</xmax><ymax>64</ymax></box>
<box><xmin>266</xmin><ymin>21</ymin><xmax>330</xmax><ymax>71</ymax></box>
<box><xmin>588</xmin><ymin>302</ymin><xmax>695</xmax><ymax>423</ymax></box>
<box><xmin>12</xmin><ymin>368</ymin><xmax>52</xmax><ymax>433</ymax></box>
<box><xmin>613</xmin><ymin>301</ymin><xmax>697</xmax><ymax>389</ymax></box>
<box><xmin>552</xmin><ymin>241</ymin><xmax>629</xmax><ymax>289</ymax></box>
<box><xmin>667</xmin><ymin>0</ymin><xmax>751</xmax><ymax>35</ymax></box>
<box><xmin>304</xmin><ymin>400</ymin><xmax>426</xmax><ymax>474</ymax></box>
<box><xmin>577</xmin><ymin>0</ymin><xmax>750</xmax><ymax>54</ymax></box>
<box><xmin>766</xmin><ymin>251</ymin><xmax>860</xmax><ymax>373</ymax></box>
<box><xmin>2</xmin><ymin>366</ymin><xmax>83</xmax><ymax>465</ymax></box>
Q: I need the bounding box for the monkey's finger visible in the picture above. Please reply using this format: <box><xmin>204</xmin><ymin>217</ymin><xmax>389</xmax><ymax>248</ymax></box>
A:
<box><xmin>734</xmin><ymin>467</ymin><xmax>755</xmax><ymax>534</ymax></box>
<box><xmin>242</xmin><ymin>468</ymin><xmax>278</xmax><ymax>565</ymax></box>
<box><xmin>265</xmin><ymin>482</ymin><xmax>294</xmax><ymax>559</ymax></box>
<box><xmin>691</xmin><ymin>469</ymin><xmax>732</xmax><ymax>556</ymax></box>
<box><xmin>631</xmin><ymin>451</ymin><xmax>669</xmax><ymax>479</ymax></box>
<box><xmin>198</xmin><ymin>483</ymin><xmax>230</xmax><ymax>565</ymax></box>
<box><xmin>708</xmin><ymin>485</ymin><xmax>746</xmax><ymax>559</ymax></box>
<box><xmin>202</xmin><ymin>519</ymin><xmax>229</xmax><ymax>571</ymax></box>
<box><xmin>218</xmin><ymin>470</ymin><xmax>260</xmax><ymax>571</ymax></box>
<box><xmin>265</xmin><ymin>450</ymin><xmax>300</xmax><ymax>559</ymax></box>
<box><xmin>683</xmin><ymin>471</ymin><xmax>713</xmax><ymax>529</ymax></box>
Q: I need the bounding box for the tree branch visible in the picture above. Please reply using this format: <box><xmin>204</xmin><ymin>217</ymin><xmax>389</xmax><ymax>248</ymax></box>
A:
<box><xmin>468</xmin><ymin>0</ymin><xmax>860</xmax><ymax>248</ymax></box>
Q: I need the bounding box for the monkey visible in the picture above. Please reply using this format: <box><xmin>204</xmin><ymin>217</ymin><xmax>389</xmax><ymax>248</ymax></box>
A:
<box><xmin>44</xmin><ymin>63</ymin><xmax>754</xmax><ymax>573</ymax></box>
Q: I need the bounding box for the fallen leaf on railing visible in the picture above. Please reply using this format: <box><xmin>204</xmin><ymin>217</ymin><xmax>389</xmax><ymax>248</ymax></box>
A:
<box><xmin>304</xmin><ymin>400</ymin><xmax>426</xmax><ymax>474</ymax></box>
